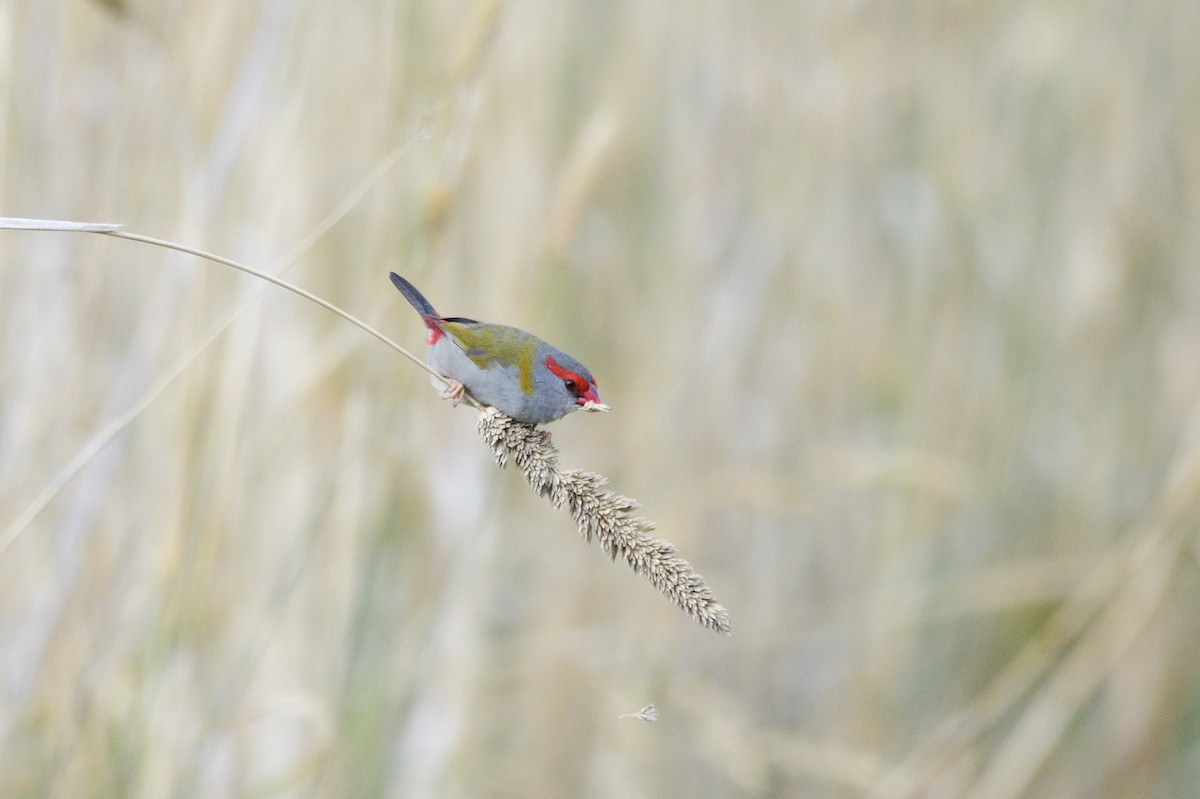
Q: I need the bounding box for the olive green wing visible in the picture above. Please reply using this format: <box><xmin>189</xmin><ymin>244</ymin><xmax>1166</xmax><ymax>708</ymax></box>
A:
<box><xmin>441</xmin><ymin>320</ymin><xmax>536</xmax><ymax>394</ymax></box>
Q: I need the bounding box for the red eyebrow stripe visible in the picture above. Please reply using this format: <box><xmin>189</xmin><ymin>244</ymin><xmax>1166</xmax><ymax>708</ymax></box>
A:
<box><xmin>544</xmin><ymin>355</ymin><xmax>585</xmax><ymax>387</ymax></box>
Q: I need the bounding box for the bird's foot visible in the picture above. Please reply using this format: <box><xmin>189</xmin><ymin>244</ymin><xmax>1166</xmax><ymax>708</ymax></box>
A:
<box><xmin>439</xmin><ymin>378</ymin><xmax>466</xmax><ymax>406</ymax></box>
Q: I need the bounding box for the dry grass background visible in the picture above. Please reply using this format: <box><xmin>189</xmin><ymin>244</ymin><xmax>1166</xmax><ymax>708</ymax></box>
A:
<box><xmin>3</xmin><ymin>1</ymin><xmax>1200</xmax><ymax>797</ymax></box>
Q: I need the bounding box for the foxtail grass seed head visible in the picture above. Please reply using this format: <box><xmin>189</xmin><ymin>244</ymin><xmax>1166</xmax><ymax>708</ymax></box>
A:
<box><xmin>477</xmin><ymin>408</ymin><xmax>731</xmax><ymax>635</ymax></box>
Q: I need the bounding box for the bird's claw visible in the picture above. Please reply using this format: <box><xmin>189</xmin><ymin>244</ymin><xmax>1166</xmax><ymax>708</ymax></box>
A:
<box><xmin>440</xmin><ymin>378</ymin><xmax>466</xmax><ymax>406</ymax></box>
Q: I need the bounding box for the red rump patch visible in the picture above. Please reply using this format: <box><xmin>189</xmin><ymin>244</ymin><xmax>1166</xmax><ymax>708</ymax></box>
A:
<box><xmin>423</xmin><ymin>316</ymin><xmax>445</xmax><ymax>344</ymax></box>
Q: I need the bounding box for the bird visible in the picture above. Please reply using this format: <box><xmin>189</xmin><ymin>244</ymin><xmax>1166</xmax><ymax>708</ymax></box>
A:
<box><xmin>389</xmin><ymin>273</ymin><xmax>609</xmax><ymax>425</ymax></box>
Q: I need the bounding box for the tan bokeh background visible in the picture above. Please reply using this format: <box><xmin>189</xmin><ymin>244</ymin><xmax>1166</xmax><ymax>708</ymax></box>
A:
<box><xmin>4</xmin><ymin>1</ymin><xmax>1200</xmax><ymax>797</ymax></box>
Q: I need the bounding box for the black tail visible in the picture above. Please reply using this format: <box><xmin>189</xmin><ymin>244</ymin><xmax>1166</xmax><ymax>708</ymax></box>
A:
<box><xmin>389</xmin><ymin>273</ymin><xmax>439</xmax><ymax>318</ymax></box>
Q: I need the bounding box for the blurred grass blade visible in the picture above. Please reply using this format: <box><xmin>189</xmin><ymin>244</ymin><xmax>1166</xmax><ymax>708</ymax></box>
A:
<box><xmin>0</xmin><ymin>217</ymin><xmax>123</xmax><ymax>232</ymax></box>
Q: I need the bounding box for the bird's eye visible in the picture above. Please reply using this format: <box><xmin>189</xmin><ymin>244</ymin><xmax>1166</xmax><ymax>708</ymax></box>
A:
<box><xmin>563</xmin><ymin>379</ymin><xmax>578</xmax><ymax>394</ymax></box>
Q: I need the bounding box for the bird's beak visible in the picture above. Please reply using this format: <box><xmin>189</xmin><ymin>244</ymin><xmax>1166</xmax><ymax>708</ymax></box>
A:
<box><xmin>579</xmin><ymin>386</ymin><xmax>609</xmax><ymax>413</ymax></box>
